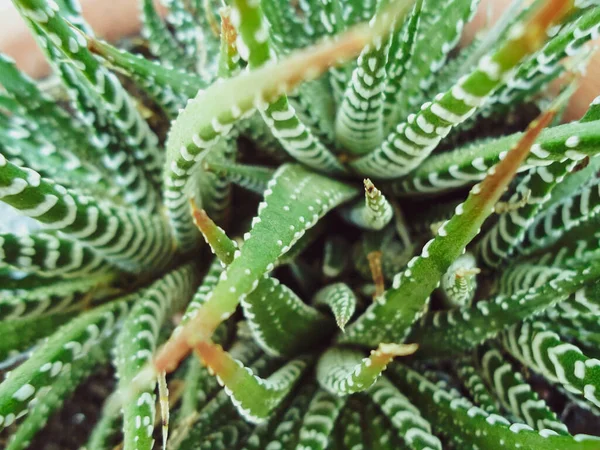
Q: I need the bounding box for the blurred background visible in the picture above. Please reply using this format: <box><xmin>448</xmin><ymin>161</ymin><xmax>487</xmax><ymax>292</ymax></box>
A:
<box><xmin>0</xmin><ymin>0</ymin><xmax>165</xmax><ymax>77</ymax></box>
<box><xmin>0</xmin><ymin>0</ymin><xmax>598</xmax><ymax>120</ymax></box>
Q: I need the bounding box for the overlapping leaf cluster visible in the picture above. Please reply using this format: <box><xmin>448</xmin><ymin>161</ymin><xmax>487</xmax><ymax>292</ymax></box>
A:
<box><xmin>1</xmin><ymin>0</ymin><xmax>600</xmax><ymax>448</ymax></box>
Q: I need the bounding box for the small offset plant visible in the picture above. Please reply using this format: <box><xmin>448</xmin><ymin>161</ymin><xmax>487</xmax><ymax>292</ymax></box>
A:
<box><xmin>2</xmin><ymin>0</ymin><xmax>600</xmax><ymax>448</ymax></box>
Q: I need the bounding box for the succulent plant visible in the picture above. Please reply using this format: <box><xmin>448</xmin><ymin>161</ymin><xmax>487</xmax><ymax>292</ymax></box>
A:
<box><xmin>1</xmin><ymin>0</ymin><xmax>600</xmax><ymax>448</ymax></box>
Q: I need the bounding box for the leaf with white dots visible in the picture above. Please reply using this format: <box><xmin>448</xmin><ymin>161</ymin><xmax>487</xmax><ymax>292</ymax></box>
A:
<box><xmin>0</xmin><ymin>299</ymin><xmax>129</xmax><ymax>429</ymax></box>
<box><xmin>476</xmin><ymin>345</ymin><xmax>569</xmax><ymax>435</ymax></box>
<box><xmin>383</xmin><ymin>0</ymin><xmax>477</xmax><ymax>131</ymax></box>
<box><xmin>163</xmin><ymin>19</ymin><xmax>379</xmax><ymax>246</ymax></box>
<box><xmin>247</xmin><ymin>381</ymin><xmax>317</xmax><ymax>450</ymax></box>
<box><xmin>295</xmin><ymin>389</ymin><xmax>345</xmax><ymax>450</ymax></box>
<box><xmin>352</xmin><ymin>0</ymin><xmax>574</xmax><ymax>178</ymax></box>
<box><xmin>314</xmin><ymin>283</ymin><xmax>357</xmax><ymax>331</ymax></box>
<box><xmin>13</xmin><ymin>0</ymin><xmax>164</xmax><ymax>210</ymax></box>
<box><xmin>84</xmin><ymin>31</ymin><xmax>201</xmax><ymax>118</ymax></box>
<box><xmin>203</xmin><ymin>160</ymin><xmax>275</xmax><ymax>195</ymax></box>
<box><xmin>408</xmin><ymin>260</ymin><xmax>600</xmax><ymax>359</ymax></box>
<box><xmin>0</xmin><ymin>113</ymin><xmax>114</xmax><ymax>198</ymax></box>
<box><xmin>5</xmin><ymin>340</ymin><xmax>111</xmax><ymax>450</ymax></box>
<box><xmin>0</xmin><ymin>274</ymin><xmax>114</xmax><ymax>320</ymax></box>
<box><xmin>192</xmin><ymin>202</ymin><xmax>333</xmax><ymax>356</ymax></box>
<box><xmin>503</xmin><ymin>320</ymin><xmax>600</xmax><ymax>413</ymax></box>
<box><xmin>170</xmin><ymin>339</ymin><xmax>264</xmax><ymax>449</ymax></box>
<box><xmin>139</xmin><ymin>0</ymin><xmax>189</xmax><ymax>71</ymax></box>
<box><xmin>477</xmin><ymin>162</ymin><xmax>574</xmax><ymax>268</ymax></box>
<box><xmin>545</xmin><ymin>285</ymin><xmax>600</xmax><ymax>350</ymax></box>
<box><xmin>231</xmin><ymin>0</ymin><xmax>347</xmax><ymax>174</ymax></box>
<box><xmin>0</xmin><ymin>158</ymin><xmax>173</xmax><ymax>273</ymax></box>
<box><xmin>335</xmin><ymin>0</ymin><xmax>415</xmax><ymax>155</ymax></box>
<box><xmin>381</xmin><ymin>0</ymin><xmax>425</xmax><ymax>131</ymax></box>
<box><xmin>316</xmin><ymin>344</ymin><xmax>418</xmax><ymax>396</ymax></box>
<box><xmin>392</xmin><ymin>119</ymin><xmax>600</xmax><ymax>197</ymax></box>
<box><xmin>368</xmin><ymin>376</ymin><xmax>442</xmax><ymax>450</ymax></box>
<box><xmin>478</xmin><ymin>83</ymin><xmax>591</xmax><ymax>267</ymax></box>
<box><xmin>194</xmin><ymin>341</ymin><xmax>309</xmax><ymax>423</ymax></box>
<box><xmin>342</xmin><ymin>87</ymin><xmax>561</xmax><ymax>348</ymax></box>
<box><xmin>341</xmin><ymin>179</ymin><xmax>394</xmax><ymax>231</ymax></box>
<box><xmin>0</xmin><ymin>311</ymin><xmax>73</xmax><ymax>363</ymax></box>
<box><xmin>440</xmin><ymin>252</ymin><xmax>479</xmax><ymax>308</ymax></box>
<box><xmin>478</xmin><ymin>6</ymin><xmax>600</xmax><ymax>121</ymax></box>
<box><xmin>522</xmin><ymin>173</ymin><xmax>600</xmax><ymax>256</ymax></box>
<box><xmin>154</xmin><ymin>164</ymin><xmax>356</xmax><ymax>373</ymax></box>
<box><xmin>0</xmin><ymin>231</ymin><xmax>115</xmax><ymax>278</ymax></box>
<box><xmin>454</xmin><ymin>360</ymin><xmax>499</xmax><ymax>414</ymax></box>
<box><xmin>389</xmin><ymin>363</ymin><xmax>600</xmax><ymax>449</ymax></box>
<box><xmin>0</xmin><ymin>54</ymin><xmax>99</xmax><ymax>167</ymax></box>
<box><xmin>115</xmin><ymin>264</ymin><xmax>198</xmax><ymax>450</ymax></box>
<box><xmin>161</xmin><ymin>0</ymin><xmax>202</xmax><ymax>71</ymax></box>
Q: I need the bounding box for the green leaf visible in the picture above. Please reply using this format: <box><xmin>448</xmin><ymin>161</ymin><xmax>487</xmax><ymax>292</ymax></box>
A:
<box><xmin>261</xmin><ymin>0</ymin><xmax>312</xmax><ymax>54</ymax></box>
<box><xmin>247</xmin><ymin>381</ymin><xmax>317</xmax><ymax>450</ymax></box>
<box><xmin>0</xmin><ymin>116</ymin><xmax>117</xmax><ymax>199</ymax></box>
<box><xmin>296</xmin><ymin>389</ymin><xmax>345</xmax><ymax>450</ymax></box>
<box><xmin>477</xmin><ymin>345</ymin><xmax>568</xmax><ymax>434</ymax></box>
<box><xmin>194</xmin><ymin>341</ymin><xmax>309</xmax><ymax>423</ymax></box>
<box><xmin>383</xmin><ymin>0</ymin><xmax>478</xmax><ymax>130</ymax></box>
<box><xmin>316</xmin><ymin>344</ymin><xmax>418</xmax><ymax>396</ymax></box>
<box><xmin>0</xmin><ymin>230</ymin><xmax>115</xmax><ymax>278</ymax></box>
<box><xmin>170</xmin><ymin>339</ymin><xmax>264</xmax><ymax>449</ymax></box>
<box><xmin>13</xmin><ymin>0</ymin><xmax>164</xmax><ymax>210</ymax></box>
<box><xmin>231</xmin><ymin>0</ymin><xmax>346</xmax><ymax>173</ymax></box>
<box><xmin>455</xmin><ymin>360</ymin><xmax>499</xmax><ymax>414</ymax></box>
<box><xmin>0</xmin><ymin>299</ymin><xmax>129</xmax><ymax>428</ymax></box>
<box><xmin>115</xmin><ymin>264</ymin><xmax>199</xmax><ymax>450</ymax></box>
<box><xmin>0</xmin><ymin>312</ymin><xmax>73</xmax><ymax>363</ymax></box>
<box><xmin>140</xmin><ymin>0</ymin><xmax>189</xmax><ymax>70</ymax></box>
<box><xmin>545</xmin><ymin>285</ymin><xmax>600</xmax><ymax>349</ymax></box>
<box><xmin>335</xmin><ymin>0</ymin><xmax>413</xmax><ymax>155</ymax></box>
<box><xmin>6</xmin><ymin>341</ymin><xmax>111</xmax><ymax>450</ymax></box>
<box><xmin>503</xmin><ymin>320</ymin><xmax>600</xmax><ymax>412</ymax></box>
<box><xmin>0</xmin><ymin>274</ymin><xmax>113</xmax><ymax>320</ymax></box>
<box><xmin>155</xmin><ymin>164</ymin><xmax>356</xmax><ymax>373</ymax></box>
<box><xmin>342</xmin><ymin>179</ymin><xmax>394</xmax><ymax>231</ymax></box>
<box><xmin>368</xmin><ymin>377</ymin><xmax>442</xmax><ymax>450</ymax></box>
<box><xmin>314</xmin><ymin>283</ymin><xmax>357</xmax><ymax>331</ymax></box>
<box><xmin>440</xmin><ymin>252</ymin><xmax>479</xmax><ymax>308</ymax></box>
<box><xmin>389</xmin><ymin>363</ymin><xmax>599</xmax><ymax>449</ymax></box>
<box><xmin>381</xmin><ymin>0</ymin><xmax>425</xmax><ymax>130</ymax></box>
<box><xmin>162</xmin><ymin>0</ymin><xmax>201</xmax><ymax>67</ymax></box>
<box><xmin>164</xmin><ymin>22</ymin><xmax>375</xmax><ymax>246</ymax></box>
<box><xmin>0</xmin><ymin>157</ymin><xmax>173</xmax><ymax>273</ymax></box>
<box><xmin>0</xmin><ymin>54</ymin><xmax>99</xmax><ymax>166</ymax></box>
<box><xmin>342</xmin><ymin>93</ymin><xmax>558</xmax><ymax>347</ymax></box>
<box><xmin>407</xmin><ymin>260</ymin><xmax>600</xmax><ymax>359</ymax></box>
<box><xmin>85</xmin><ymin>33</ymin><xmax>199</xmax><ymax>118</ymax></box>
<box><xmin>522</xmin><ymin>175</ymin><xmax>600</xmax><ymax>256</ymax></box>
<box><xmin>203</xmin><ymin>160</ymin><xmax>274</xmax><ymax>195</ymax></box>
<box><xmin>352</xmin><ymin>0</ymin><xmax>575</xmax><ymax>178</ymax></box>
<box><xmin>191</xmin><ymin>203</ymin><xmax>333</xmax><ymax>356</ymax></box>
<box><xmin>478</xmin><ymin>160</ymin><xmax>575</xmax><ymax>267</ymax></box>
<box><xmin>483</xmin><ymin>7</ymin><xmax>600</xmax><ymax>117</ymax></box>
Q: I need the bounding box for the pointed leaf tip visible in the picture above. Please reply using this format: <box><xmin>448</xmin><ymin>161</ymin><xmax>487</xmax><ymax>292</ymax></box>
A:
<box><xmin>194</xmin><ymin>341</ymin><xmax>307</xmax><ymax>423</ymax></box>
<box><xmin>376</xmin><ymin>342</ymin><xmax>419</xmax><ymax>357</ymax></box>
<box><xmin>317</xmin><ymin>343</ymin><xmax>418</xmax><ymax>395</ymax></box>
<box><xmin>191</xmin><ymin>199</ymin><xmax>237</xmax><ymax>264</ymax></box>
<box><xmin>314</xmin><ymin>283</ymin><xmax>357</xmax><ymax>331</ymax></box>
